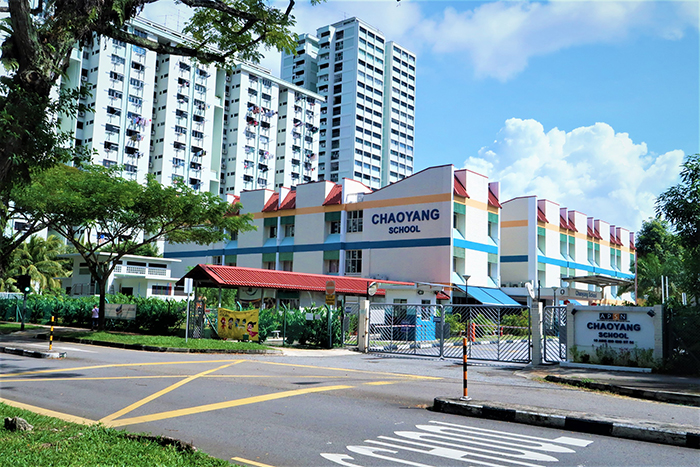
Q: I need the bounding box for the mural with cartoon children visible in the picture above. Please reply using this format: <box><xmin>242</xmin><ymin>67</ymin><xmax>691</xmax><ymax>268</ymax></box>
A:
<box><xmin>217</xmin><ymin>308</ymin><xmax>259</xmax><ymax>342</ymax></box>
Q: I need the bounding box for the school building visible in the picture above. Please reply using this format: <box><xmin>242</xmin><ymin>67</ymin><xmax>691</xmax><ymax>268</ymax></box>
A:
<box><xmin>165</xmin><ymin>164</ymin><xmax>517</xmax><ymax>305</ymax></box>
<box><xmin>500</xmin><ymin>196</ymin><xmax>636</xmax><ymax>305</ymax></box>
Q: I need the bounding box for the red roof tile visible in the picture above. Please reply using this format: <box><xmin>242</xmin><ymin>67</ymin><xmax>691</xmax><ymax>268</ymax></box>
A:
<box><xmin>180</xmin><ymin>265</ymin><xmax>412</xmax><ymax>295</ymax></box>
<box><xmin>279</xmin><ymin>191</ymin><xmax>296</xmax><ymax>210</ymax></box>
<box><xmin>487</xmin><ymin>188</ymin><xmax>501</xmax><ymax>208</ymax></box>
<box><xmin>537</xmin><ymin>208</ymin><xmax>548</xmax><ymax>223</ymax></box>
<box><xmin>262</xmin><ymin>193</ymin><xmax>279</xmax><ymax>212</ymax></box>
<box><xmin>323</xmin><ymin>184</ymin><xmax>342</xmax><ymax>205</ymax></box>
<box><xmin>454</xmin><ymin>176</ymin><xmax>469</xmax><ymax>198</ymax></box>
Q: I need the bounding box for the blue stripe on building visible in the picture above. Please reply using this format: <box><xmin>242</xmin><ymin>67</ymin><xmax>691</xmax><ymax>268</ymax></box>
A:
<box><xmin>453</xmin><ymin>238</ymin><xmax>498</xmax><ymax>254</ymax></box>
<box><xmin>165</xmin><ymin>237</ymin><xmax>453</xmax><ymax>259</ymax></box>
<box><xmin>501</xmin><ymin>255</ymin><xmax>529</xmax><ymax>263</ymax></box>
<box><xmin>537</xmin><ymin>255</ymin><xmax>634</xmax><ymax>279</ymax></box>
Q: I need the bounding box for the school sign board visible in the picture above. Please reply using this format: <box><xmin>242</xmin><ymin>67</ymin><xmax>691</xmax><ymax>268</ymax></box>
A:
<box><xmin>567</xmin><ymin>305</ymin><xmax>663</xmax><ymax>362</ymax></box>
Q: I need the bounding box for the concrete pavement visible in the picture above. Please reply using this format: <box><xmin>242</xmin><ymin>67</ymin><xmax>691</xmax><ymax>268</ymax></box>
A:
<box><xmin>2</xmin><ymin>323</ymin><xmax>699</xmax><ymax>450</ymax></box>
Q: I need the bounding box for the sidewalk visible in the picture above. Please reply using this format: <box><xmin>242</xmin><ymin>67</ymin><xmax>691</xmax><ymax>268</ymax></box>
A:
<box><xmin>3</xmin><ymin>325</ymin><xmax>699</xmax><ymax>448</ymax></box>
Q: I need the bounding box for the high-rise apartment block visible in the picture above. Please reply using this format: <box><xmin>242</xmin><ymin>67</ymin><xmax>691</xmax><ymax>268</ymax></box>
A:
<box><xmin>281</xmin><ymin>17</ymin><xmax>416</xmax><ymax>189</ymax></box>
<box><xmin>60</xmin><ymin>17</ymin><xmax>323</xmax><ymax>197</ymax></box>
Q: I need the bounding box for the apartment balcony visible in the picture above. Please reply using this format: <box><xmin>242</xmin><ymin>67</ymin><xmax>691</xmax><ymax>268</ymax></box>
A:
<box><xmin>114</xmin><ymin>265</ymin><xmax>171</xmax><ymax>278</ymax></box>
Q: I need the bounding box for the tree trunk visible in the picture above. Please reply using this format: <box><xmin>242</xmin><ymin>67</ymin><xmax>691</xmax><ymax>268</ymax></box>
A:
<box><xmin>97</xmin><ymin>277</ymin><xmax>108</xmax><ymax>330</ymax></box>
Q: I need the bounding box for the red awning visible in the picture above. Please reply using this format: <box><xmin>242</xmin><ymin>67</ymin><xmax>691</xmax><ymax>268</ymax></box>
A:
<box><xmin>487</xmin><ymin>189</ymin><xmax>501</xmax><ymax>208</ymax></box>
<box><xmin>454</xmin><ymin>176</ymin><xmax>469</xmax><ymax>198</ymax></box>
<box><xmin>436</xmin><ymin>291</ymin><xmax>450</xmax><ymax>300</ymax></box>
<box><xmin>279</xmin><ymin>191</ymin><xmax>296</xmax><ymax>210</ymax></box>
<box><xmin>178</xmin><ymin>265</ymin><xmax>412</xmax><ymax>295</ymax></box>
<box><xmin>323</xmin><ymin>184</ymin><xmax>342</xmax><ymax>205</ymax></box>
<box><xmin>262</xmin><ymin>193</ymin><xmax>279</xmax><ymax>212</ymax></box>
<box><xmin>537</xmin><ymin>208</ymin><xmax>548</xmax><ymax>223</ymax></box>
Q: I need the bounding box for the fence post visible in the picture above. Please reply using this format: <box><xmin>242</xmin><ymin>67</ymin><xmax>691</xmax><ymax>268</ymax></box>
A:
<box><xmin>438</xmin><ymin>305</ymin><xmax>445</xmax><ymax>359</ymax></box>
<box><xmin>358</xmin><ymin>298</ymin><xmax>370</xmax><ymax>353</ymax></box>
<box><xmin>530</xmin><ymin>300</ymin><xmax>543</xmax><ymax>365</ymax></box>
<box><xmin>460</xmin><ymin>337</ymin><xmax>471</xmax><ymax>401</ymax></box>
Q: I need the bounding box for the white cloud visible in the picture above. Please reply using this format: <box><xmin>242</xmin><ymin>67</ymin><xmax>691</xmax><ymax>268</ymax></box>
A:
<box><xmin>141</xmin><ymin>1</ymin><xmax>697</xmax><ymax>80</ymax></box>
<box><xmin>415</xmin><ymin>1</ymin><xmax>697</xmax><ymax>81</ymax></box>
<box><xmin>467</xmin><ymin>118</ymin><xmax>685</xmax><ymax>230</ymax></box>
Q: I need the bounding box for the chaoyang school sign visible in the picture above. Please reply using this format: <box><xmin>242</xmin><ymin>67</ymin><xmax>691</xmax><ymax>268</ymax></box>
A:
<box><xmin>371</xmin><ymin>208</ymin><xmax>441</xmax><ymax>234</ymax></box>
<box><xmin>571</xmin><ymin>306</ymin><xmax>661</xmax><ymax>353</ymax></box>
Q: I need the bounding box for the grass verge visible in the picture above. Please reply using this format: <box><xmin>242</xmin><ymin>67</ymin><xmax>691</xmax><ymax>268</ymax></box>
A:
<box><xmin>60</xmin><ymin>331</ymin><xmax>272</xmax><ymax>351</ymax></box>
<box><xmin>0</xmin><ymin>402</ymin><xmax>231</xmax><ymax>466</ymax></box>
<box><xmin>0</xmin><ymin>323</ymin><xmax>41</xmax><ymax>334</ymax></box>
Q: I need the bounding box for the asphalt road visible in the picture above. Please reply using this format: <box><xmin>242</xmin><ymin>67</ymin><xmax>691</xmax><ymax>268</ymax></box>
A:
<box><xmin>1</xmin><ymin>343</ymin><xmax>698</xmax><ymax>467</ymax></box>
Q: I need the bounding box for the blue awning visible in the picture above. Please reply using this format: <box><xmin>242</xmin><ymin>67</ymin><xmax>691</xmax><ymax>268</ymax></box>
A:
<box><xmin>459</xmin><ymin>286</ymin><xmax>521</xmax><ymax>306</ymax></box>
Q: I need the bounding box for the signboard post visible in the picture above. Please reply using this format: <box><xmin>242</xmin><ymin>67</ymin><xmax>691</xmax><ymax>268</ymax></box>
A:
<box><xmin>325</xmin><ymin>281</ymin><xmax>336</xmax><ymax>349</ymax></box>
<box><xmin>325</xmin><ymin>280</ymin><xmax>336</xmax><ymax>306</ymax></box>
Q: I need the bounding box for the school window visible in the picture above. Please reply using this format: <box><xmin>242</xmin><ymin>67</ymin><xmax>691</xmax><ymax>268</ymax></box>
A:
<box><xmin>345</xmin><ymin>250</ymin><xmax>362</xmax><ymax>274</ymax></box>
<box><xmin>284</xmin><ymin>224</ymin><xmax>295</xmax><ymax>238</ymax></box>
<box><xmin>346</xmin><ymin>210</ymin><xmax>363</xmax><ymax>232</ymax></box>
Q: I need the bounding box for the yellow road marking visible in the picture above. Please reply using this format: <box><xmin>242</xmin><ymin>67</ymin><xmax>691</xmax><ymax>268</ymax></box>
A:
<box><xmin>253</xmin><ymin>360</ymin><xmax>442</xmax><ymax>380</ymax></box>
<box><xmin>0</xmin><ymin>359</ymin><xmax>246</xmax><ymax>378</ymax></box>
<box><xmin>364</xmin><ymin>381</ymin><xmax>397</xmax><ymax>386</ymax></box>
<box><xmin>232</xmin><ymin>457</ymin><xmax>276</xmax><ymax>467</ymax></box>
<box><xmin>0</xmin><ymin>397</ymin><xmax>96</xmax><ymax>425</ymax></box>
<box><xmin>0</xmin><ymin>374</ymin><xmax>345</xmax><ymax>383</ymax></box>
<box><xmin>0</xmin><ymin>375</ymin><xmax>184</xmax><ymax>383</ymax></box>
<box><xmin>107</xmin><ymin>384</ymin><xmax>353</xmax><ymax>427</ymax></box>
<box><xmin>0</xmin><ymin>359</ymin><xmax>440</xmax><ymax>382</ymax></box>
<box><xmin>100</xmin><ymin>361</ymin><xmax>243</xmax><ymax>423</ymax></box>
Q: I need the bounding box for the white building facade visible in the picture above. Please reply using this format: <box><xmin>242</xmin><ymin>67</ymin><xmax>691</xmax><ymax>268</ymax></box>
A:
<box><xmin>165</xmin><ymin>165</ymin><xmax>512</xmax><ymax>304</ymax></box>
<box><xmin>282</xmin><ymin>17</ymin><xmax>416</xmax><ymax>189</ymax></box>
<box><xmin>500</xmin><ymin>196</ymin><xmax>636</xmax><ymax>305</ymax></box>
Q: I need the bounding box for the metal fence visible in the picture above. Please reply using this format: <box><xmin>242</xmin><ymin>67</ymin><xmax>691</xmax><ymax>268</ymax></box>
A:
<box><xmin>543</xmin><ymin>305</ymin><xmax>567</xmax><ymax>362</ymax></box>
<box><xmin>342</xmin><ymin>303</ymin><xmax>359</xmax><ymax>346</ymax></box>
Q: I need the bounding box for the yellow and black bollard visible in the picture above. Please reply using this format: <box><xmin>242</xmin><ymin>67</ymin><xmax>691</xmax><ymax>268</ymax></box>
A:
<box><xmin>460</xmin><ymin>336</ymin><xmax>471</xmax><ymax>401</ymax></box>
<box><xmin>49</xmin><ymin>316</ymin><xmax>54</xmax><ymax>351</ymax></box>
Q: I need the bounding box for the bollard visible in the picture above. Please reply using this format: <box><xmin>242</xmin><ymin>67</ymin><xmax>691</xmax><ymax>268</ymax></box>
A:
<box><xmin>49</xmin><ymin>316</ymin><xmax>54</xmax><ymax>351</ymax></box>
<box><xmin>460</xmin><ymin>337</ymin><xmax>471</xmax><ymax>401</ymax></box>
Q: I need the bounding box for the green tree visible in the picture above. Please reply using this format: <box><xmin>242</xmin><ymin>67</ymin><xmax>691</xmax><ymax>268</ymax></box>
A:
<box><xmin>0</xmin><ymin>0</ymin><xmax>318</xmax><ymax>279</ymax></box>
<box><xmin>656</xmin><ymin>154</ymin><xmax>700</xmax><ymax>303</ymax></box>
<box><xmin>6</xmin><ymin>234</ymin><xmax>71</xmax><ymax>293</ymax></box>
<box><xmin>13</xmin><ymin>164</ymin><xmax>255</xmax><ymax>329</ymax></box>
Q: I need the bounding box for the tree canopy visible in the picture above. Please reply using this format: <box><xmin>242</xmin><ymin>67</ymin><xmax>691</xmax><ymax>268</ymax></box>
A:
<box><xmin>13</xmin><ymin>164</ymin><xmax>254</xmax><ymax>328</ymax></box>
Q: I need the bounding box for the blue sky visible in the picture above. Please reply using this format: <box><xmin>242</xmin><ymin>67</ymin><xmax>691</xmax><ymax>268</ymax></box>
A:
<box><xmin>143</xmin><ymin>1</ymin><xmax>699</xmax><ymax>232</ymax></box>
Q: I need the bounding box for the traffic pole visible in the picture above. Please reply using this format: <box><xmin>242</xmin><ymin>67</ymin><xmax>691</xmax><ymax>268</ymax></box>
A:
<box><xmin>460</xmin><ymin>337</ymin><xmax>471</xmax><ymax>401</ymax></box>
<box><xmin>49</xmin><ymin>316</ymin><xmax>54</xmax><ymax>351</ymax></box>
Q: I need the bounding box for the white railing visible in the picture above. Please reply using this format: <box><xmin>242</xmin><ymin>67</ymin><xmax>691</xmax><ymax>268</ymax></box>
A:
<box><xmin>114</xmin><ymin>265</ymin><xmax>170</xmax><ymax>277</ymax></box>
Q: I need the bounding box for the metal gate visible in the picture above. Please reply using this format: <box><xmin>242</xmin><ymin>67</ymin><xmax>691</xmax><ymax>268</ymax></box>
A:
<box><xmin>543</xmin><ymin>305</ymin><xmax>567</xmax><ymax>362</ymax></box>
<box><xmin>442</xmin><ymin>305</ymin><xmax>531</xmax><ymax>362</ymax></box>
<box><xmin>367</xmin><ymin>303</ymin><xmax>531</xmax><ymax>363</ymax></box>
<box><xmin>368</xmin><ymin>304</ymin><xmax>445</xmax><ymax>357</ymax></box>
<box><xmin>342</xmin><ymin>303</ymin><xmax>359</xmax><ymax>347</ymax></box>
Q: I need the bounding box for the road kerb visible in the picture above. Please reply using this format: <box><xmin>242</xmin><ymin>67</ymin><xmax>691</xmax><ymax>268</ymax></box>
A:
<box><xmin>433</xmin><ymin>397</ymin><xmax>700</xmax><ymax>449</ymax></box>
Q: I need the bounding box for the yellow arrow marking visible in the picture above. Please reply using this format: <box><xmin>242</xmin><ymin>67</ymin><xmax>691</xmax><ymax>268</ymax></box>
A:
<box><xmin>107</xmin><ymin>384</ymin><xmax>353</xmax><ymax>427</ymax></box>
<box><xmin>100</xmin><ymin>361</ymin><xmax>243</xmax><ymax>423</ymax></box>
